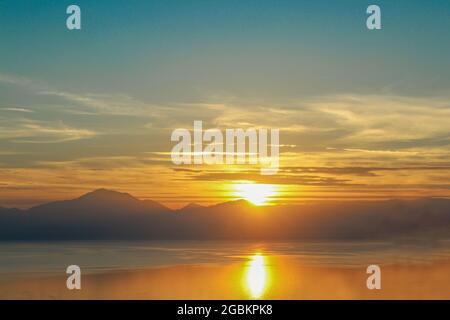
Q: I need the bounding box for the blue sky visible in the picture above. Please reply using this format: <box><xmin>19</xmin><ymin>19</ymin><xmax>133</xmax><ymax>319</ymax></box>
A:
<box><xmin>1</xmin><ymin>0</ymin><xmax>450</xmax><ymax>102</ymax></box>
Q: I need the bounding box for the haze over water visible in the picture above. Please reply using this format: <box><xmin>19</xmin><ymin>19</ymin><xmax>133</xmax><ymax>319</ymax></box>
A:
<box><xmin>1</xmin><ymin>240</ymin><xmax>449</xmax><ymax>299</ymax></box>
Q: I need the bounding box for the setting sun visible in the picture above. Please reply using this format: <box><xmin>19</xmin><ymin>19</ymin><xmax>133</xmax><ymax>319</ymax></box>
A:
<box><xmin>233</xmin><ymin>183</ymin><xmax>278</xmax><ymax>206</ymax></box>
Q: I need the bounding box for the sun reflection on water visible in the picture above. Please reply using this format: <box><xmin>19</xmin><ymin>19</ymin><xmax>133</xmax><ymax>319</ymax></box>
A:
<box><xmin>245</xmin><ymin>253</ymin><xmax>269</xmax><ymax>299</ymax></box>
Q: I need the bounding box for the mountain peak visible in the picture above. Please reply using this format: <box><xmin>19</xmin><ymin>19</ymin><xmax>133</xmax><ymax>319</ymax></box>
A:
<box><xmin>77</xmin><ymin>189</ymin><xmax>138</xmax><ymax>202</ymax></box>
<box><xmin>77</xmin><ymin>189</ymin><xmax>169</xmax><ymax>212</ymax></box>
<box><xmin>29</xmin><ymin>188</ymin><xmax>169</xmax><ymax>216</ymax></box>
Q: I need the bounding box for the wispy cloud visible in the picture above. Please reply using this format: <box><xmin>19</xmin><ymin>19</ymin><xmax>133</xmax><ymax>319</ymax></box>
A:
<box><xmin>1</xmin><ymin>107</ymin><xmax>35</xmax><ymax>113</ymax></box>
<box><xmin>0</xmin><ymin>72</ymin><xmax>166</xmax><ymax>118</ymax></box>
<box><xmin>0</xmin><ymin>118</ymin><xmax>96</xmax><ymax>143</ymax></box>
<box><xmin>0</xmin><ymin>73</ymin><xmax>34</xmax><ymax>87</ymax></box>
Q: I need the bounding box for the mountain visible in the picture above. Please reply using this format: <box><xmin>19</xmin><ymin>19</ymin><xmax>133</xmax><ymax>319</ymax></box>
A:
<box><xmin>179</xmin><ymin>203</ymin><xmax>205</xmax><ymax>211</ymax></box>
<box><xmin>0</xmin><ymin>189</ymin><xmax>449</xmax><ymax>240</ymax></box>
<box><xmin>30</xmin><ymin>189</ymin><xmax>169</xmax><ymax>215</ymax></box>
<box><xmin>0</xmin><ymin>189</ymin><xmax>173</xmax><ymax>240</ymax></box>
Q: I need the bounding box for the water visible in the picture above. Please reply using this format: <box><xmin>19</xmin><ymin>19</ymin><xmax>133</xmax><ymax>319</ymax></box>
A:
<box><xmin>1</xmin><ymin>240</ymin><xmax>449</xmax><ymax>275</ymax></box>
<box><xmin>1</xmin><ymin>240</ymin><xmax>450</xmax><ymax>299</ymax></box>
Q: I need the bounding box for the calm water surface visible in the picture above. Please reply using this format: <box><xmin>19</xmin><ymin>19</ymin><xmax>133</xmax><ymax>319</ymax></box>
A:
<box><xmin>0</xmin><ymin>240</ymin><xmax>449</xmax><ymax>299</ymax></box>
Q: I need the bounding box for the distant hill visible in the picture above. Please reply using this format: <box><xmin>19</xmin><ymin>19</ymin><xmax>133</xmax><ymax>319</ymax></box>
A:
<box><xmin>179</xmin><ymin>203</ymin><xmax>205</xmax><ymax>211</ymax></box>
<box><xmin>30</xmin><ymin>188</ymin><xmax>169</xmax><ymax>216</ymax></box>
<box><xmin>0</xmin><ymin>189</ymin><xmax>449</xmax><ymax>240</ymax></box>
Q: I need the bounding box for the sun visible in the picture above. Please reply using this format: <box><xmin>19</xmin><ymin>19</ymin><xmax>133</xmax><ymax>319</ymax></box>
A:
<box><xmin>233</xmin><ymin>183</ymin><xmax>278</xmax><ymax>206</ymax></box>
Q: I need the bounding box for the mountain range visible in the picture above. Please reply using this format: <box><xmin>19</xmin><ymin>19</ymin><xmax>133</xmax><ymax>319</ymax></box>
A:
<box><xmin>0</xmin><ymin>189</ymin><xmax>449</xmax><ymax>240</ymax></box>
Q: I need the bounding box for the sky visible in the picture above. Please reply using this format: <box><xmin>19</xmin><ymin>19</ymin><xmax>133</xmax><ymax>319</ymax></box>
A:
<box><xmin>0</xmin><ymin>0</ymin><xmax>449</xmax><ymax>208</ymax></box>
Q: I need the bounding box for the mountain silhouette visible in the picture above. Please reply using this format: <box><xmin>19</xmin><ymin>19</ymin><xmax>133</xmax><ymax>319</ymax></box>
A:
<box><xmin>31</xmin><ymin>189</ymin><xmax>169</xmax><ymax>215</ymax></box>
<box><xmin>179</xmin><ymin>203</ymin><xmax>205</xmax><ymax>211</ymax></box>
<box><xmin>0</xmin><ymin>189</ymin><xmax>449</xmax><ymax>240</ymax></box>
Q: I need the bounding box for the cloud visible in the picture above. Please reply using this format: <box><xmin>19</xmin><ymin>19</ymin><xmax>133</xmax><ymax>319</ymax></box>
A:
<box><xmin>282</xmin><ymin>165</ymin><xmax>450</xmax><ymax>176</ymax></box>
<box><xmin>0</xmin><ymin>72</ymin><xmax>169</xmax><ymax>118</ymax></box>
<box><xmin>171</xmin><ymin>164</ymin><xmax>450</xmax><ymax>185</ymax></box>
<box><xmin>3</xmin><ymin>71</ymin><xmax>448</xmax><ymax>151</ymax></box>
<box><xmin>187</xmin><ymin>93</ymin><xmax>450</xmax><ymax>152</ymax></box>
<box><xmin>173</xmin><ymin>169</ymin><xmax>357</xmax><ymax>186</ymax></box>
<box><xmin>39</xmin><ymin>90</ymin><xmax>161</xmax><ymax>117</ymax></box>
<box><xmin>310</xmin><ymin>94</ymin><xmax>450</xmax><ymax>146</ymax></box>
<box><xmin>0</xmin><ymin>73</ymin><xmax>34</xmax><ymax>87</ymax></box>
<box><xmin>0</xmin><ymin>118</ymin><xmax>96</xmax><ymax>143</ymax></box>
<box><xmin>1</xmin><ymin>107</ymin><xmax>35</xmax><ymax>113</ymax></box>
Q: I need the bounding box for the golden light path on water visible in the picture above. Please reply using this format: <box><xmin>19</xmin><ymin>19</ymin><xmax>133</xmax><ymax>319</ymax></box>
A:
<box><xmin>244</xmin><ymin>253</ymin><xmax>269</xmax><ymax>299</ymax></box>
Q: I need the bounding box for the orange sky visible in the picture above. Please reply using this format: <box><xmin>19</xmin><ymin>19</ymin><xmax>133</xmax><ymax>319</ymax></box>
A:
<box><xmin>1</xmin><ymin>93</ymin><xmax>450</xmax><ymax>208</ymax></box>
